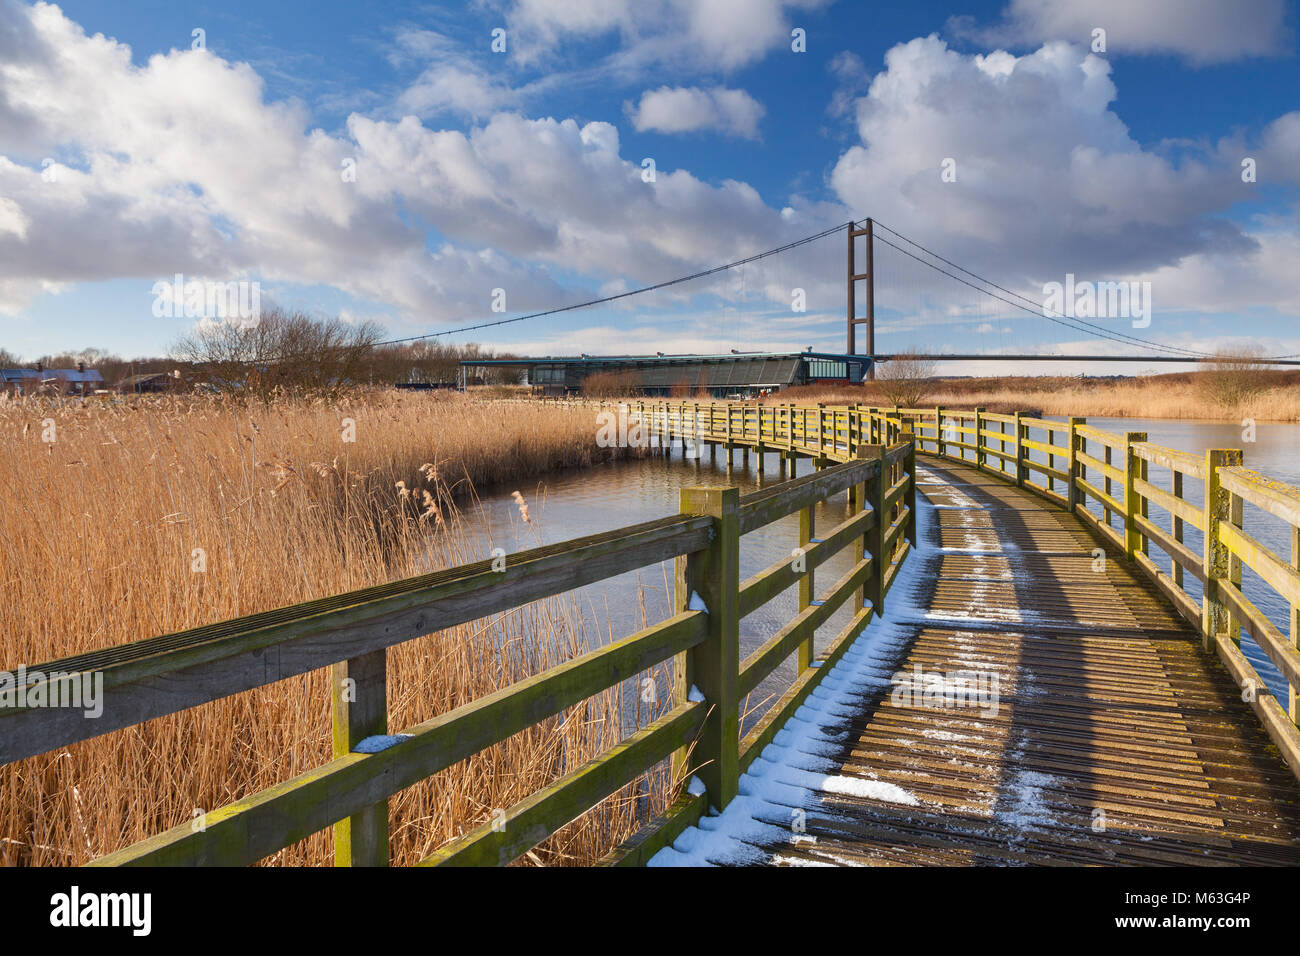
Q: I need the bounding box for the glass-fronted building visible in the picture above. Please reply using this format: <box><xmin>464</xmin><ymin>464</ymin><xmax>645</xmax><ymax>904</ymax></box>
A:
<box><xmin>460</xmin><ymin>351</ymin><xmax>871</xmax><ymax>397</ymax></box>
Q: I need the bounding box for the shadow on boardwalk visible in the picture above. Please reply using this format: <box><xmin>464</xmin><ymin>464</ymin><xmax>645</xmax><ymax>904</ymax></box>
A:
<box><xmin>655</xmin><ymin>457</ymin><xmax>1300</xmax><ymax>866</ymax></box>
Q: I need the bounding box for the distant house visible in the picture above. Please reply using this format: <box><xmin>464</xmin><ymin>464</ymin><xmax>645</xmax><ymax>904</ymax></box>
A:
<box><xmin>49</xmin><ymin>366</ymin><xmax>105</xmax><ymax>395</ymax></box>
<box><xmin>1</xmin><ymin>369</ymin><xmax>44</xmax><ymax>396</ymax></box>
<box><xmin>117</xmin><ymin>372</ymin><xmax>176</xmax><ymax>394</ymax></box>
<box><xmin>2</xmin><ymin>364</ymin><xmax>105</xmax><ymax>396</ymax></box>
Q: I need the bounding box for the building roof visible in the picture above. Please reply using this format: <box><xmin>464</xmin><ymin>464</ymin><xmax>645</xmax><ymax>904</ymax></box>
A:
<box><xmin>49</xmin><ymin>369</ymin><xmax>104</xmax><ymax>383</ymax></box>
<box><xmin>459</xmin><ymin>350</ymin><xmax>864</xmax><ymax>367</ymax></box>
<box><xmin>117</xmin><ymin>372</ymin><xmax>172</xmax><ymax>386</ymax></box>
<box><xmin>459</xmin><ymin>351</ymin><xmax>870</xmax><ymax>391</ymax></box>
<box><xmin>2</xmin><ymin>368</ymin><xmax>103</xmax><ymax>381</ymax></box>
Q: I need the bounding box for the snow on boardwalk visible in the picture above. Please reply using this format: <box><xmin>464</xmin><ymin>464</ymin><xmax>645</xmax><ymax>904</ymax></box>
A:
<box><xmin>650</xmin><ymin>458</ymin><xmax>1300</xmax><ymax>867</ymax></box>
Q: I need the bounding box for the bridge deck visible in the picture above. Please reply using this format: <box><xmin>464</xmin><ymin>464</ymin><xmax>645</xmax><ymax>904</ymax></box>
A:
<box><xmin>662</xmin><ymin>457</ymin><xmax>1300</xmax><ymax>866</ymax></box>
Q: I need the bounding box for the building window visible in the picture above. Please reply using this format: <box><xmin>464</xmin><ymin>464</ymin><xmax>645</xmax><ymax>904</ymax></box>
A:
<box><xmin>806</xmin><ymin>359</ymin><xmax>847</xmax><ymax>379</ymax></box>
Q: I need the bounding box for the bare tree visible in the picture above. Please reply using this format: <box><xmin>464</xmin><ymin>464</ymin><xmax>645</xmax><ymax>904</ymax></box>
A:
<box><xmin>173</xmin><ymin>308</ymin><xmax>385</xmax><ymax>401</ymax></box>
<box><xmin>1198</xmin><ymin>345</ymin><xmax>1270</xmax><ymax>410</ymax></box>
<box><xmin>874</xmin><ymin>350</ymin><xmax>937</xmax><ymax>408</ymax></box>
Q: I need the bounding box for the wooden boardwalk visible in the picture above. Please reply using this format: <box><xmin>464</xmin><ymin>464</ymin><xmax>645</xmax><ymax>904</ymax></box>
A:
<box><xmin>756</xmin><ymin>458</ymin><xmax>1300</xmax><ymax>866</ymax></box>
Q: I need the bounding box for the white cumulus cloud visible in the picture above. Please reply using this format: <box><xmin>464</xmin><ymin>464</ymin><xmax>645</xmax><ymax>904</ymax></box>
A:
<box><xmin>506</xmin><ymin>0</ymin><xmax>832</xmax><ymax>70</ymax></box>
<box><xmin>627</xmin><ymin>86</ymin><xmax>765</xmax><ymax>139</ymax></box>
<box><xmin>953</xmin><ymin>0</ymin><xmax>1292</xmax><ymax>64</ymax></box>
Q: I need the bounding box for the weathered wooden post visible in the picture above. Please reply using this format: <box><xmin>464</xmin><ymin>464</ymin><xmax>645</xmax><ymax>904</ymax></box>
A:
<box><xmin>935</xmin><ymin>406</ymin><xmax>945</xmax><ymax>458</ymax></box>
<box><xmin>901</xmin><ymin>430</ymin><xmax>917</xmax><ymax>546</ymax></box>
<box><xmin>1045</xmin><ymin>425</ymin><xmax>1056</xmax><ymax>494</ymax></box>
<box><xmin>1013</xmin><ymin>412</ymin><xmax>1025</xmax><ymax>487</ymax></box>
<box><xmin>674</xmin><ymin>487</ymin><xmax>740</xmax><ymax>809</ymax></box>
<box><xmin>862</xmin><ymin>444</ymin><xmax>887</xmax><ymax>618</ymax></box>
<box><xmin>973</xmin><ymin>407</ymin><xmax>985</xmax><ymax>469</ymax></box>
<box><xmin>1228</xmin><ymin>482</ymin><xmax>1244</xmax><ymax>645</ymax></box>
<box><xmin>1123</xmin><ymin>431</ymin><xmax>1147</xmax><ymax>560</ymax></box>
<box><xmin>852</xmin><ymin>446</ymin><xmax>870</xmax><ymax>613</ymax></box>
<box><xmin>332</xmin><ymin>650</ymin><xmax>389</xmax><ymax>866</ymax></box>
<box><xmin>1139</xmin><ymin>451</ymin><xmax>1150</xmax><ymax>556</ymax></box>
<box><xmin>1292</xmin><ymin>526</ymin><xmax>1299</xmax><ymax>722</ymax></box>
<box><xmin>1103</xmin><ymin>443</ymin><xmax>1114</xmax><ymax>526</ymax></box>
<box><xmin>1201</xmin><ymin>449</ymin><xmax>1243</xmax><ymax>652</ymax></box>
<box><xmin>664</xmin><ymin>401</ymin><xmax>673</xmax><ymax>458</ymax></box>
<box><xmin>1173</xmin><ymin>470</ymin><xmax>1185</xmax><ymax>589</ymax></box>
<box><xmin>797</xmin><ymin>493</ymin><xmax>815</xmax><ymax>672</ymax></box>
<box><xmin>1066</xmin><ymin>417</ymin><xmax>1085</xmax><ymax>513</ymax></box>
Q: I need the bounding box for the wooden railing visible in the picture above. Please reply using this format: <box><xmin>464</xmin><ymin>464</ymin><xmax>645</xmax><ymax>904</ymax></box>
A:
<box><xmin>1</xmin><ymin>401</ymin><xmax>916</xmax><ymax>867</ymax></box>
<box><xmin>605</xmin><ymin>397</ymin><xmax>1300</xmax><ymax>784</ymax></box>
<box><xmin>898</xmin><ymin>404</ymin><xmax>1300</xmax><ymax>782</ymax></box>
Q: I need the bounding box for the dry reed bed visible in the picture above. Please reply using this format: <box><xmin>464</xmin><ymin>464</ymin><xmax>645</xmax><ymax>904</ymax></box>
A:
<box><xmin>765</xmin><ymin>380</ymin><xmax>1300</xmax><ymax>421</ymax></box>
<box><xmin>0</xmin><ymin>392</ymin><xmax>671</xmax><ymax>866</ymax></box>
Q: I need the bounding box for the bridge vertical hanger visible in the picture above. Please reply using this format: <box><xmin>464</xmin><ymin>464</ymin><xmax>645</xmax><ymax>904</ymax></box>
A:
<box><xmin>847</xmin><ymin>219</ymin><xmax>875</xmax><ymax>380</ymax></box>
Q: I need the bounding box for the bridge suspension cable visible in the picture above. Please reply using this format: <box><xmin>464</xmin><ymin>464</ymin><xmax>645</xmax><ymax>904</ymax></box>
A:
<box><xmin>381</xmin><ymin>221</ymin><xmax>849</xmax><ymax>347</ymax></box>
<box><xmin>861</xmin><ymin>218</ymin><xmax>1212</xmax><ymax>359</ymax></box>
<box><xmin>238</xmin><ymin>220</ymin><xmax>850</xmax><ymax>368</ymax></box>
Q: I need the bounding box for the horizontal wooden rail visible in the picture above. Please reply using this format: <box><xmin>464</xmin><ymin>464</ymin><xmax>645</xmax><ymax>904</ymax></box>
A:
<box><xmin>1</xmin><ymin>512</ymin><xmax>714</xmax><ymax>765</ymax></box>
<box><xmin>1219</xmin><ymin>521</ymin><xmax>1300</xmax><ymax>607</ymax></box>
<box><xmin>1133</xmin><ymin>441</ymin><xmax>1206</xmax><ymax>480</ymax></box>
<box><xmin>738</xmin><ymin>556</ymin><xmax>874</xmax><ymax>699</ymax></box>
<box><xmin>1076</xmin><ymin>448</ymin><xmax>1124</xmax><ymax>484</ymax></box>
<box><xmin>419</xmin><ymin>699</ymin><xmax>707</xmax><ymax>867</ymax></box>
<box><xmin>89</xmin><ymin>610</ymin><xmax>708</xmax><ymax>866</ymax></box>
<box><xmin>1220</xmin><ymin>467</ymin><xmax>1300</xmax><ymax>526</ymax></box>
<box><xmin>739</xmin><ymin>508</ymin><xmax>874</xmax><ymax>617</ymax></box>
<box><xmin>1135</xmin><ymin>476</ymin><xmax>1204</xmax><ymax>531</ymax></box>
<box><xmin>739</xmin><ymin>456</ymin><xmax>879</xmax><ymax>533</ymax></box>
<box><xmin>1075</xmin><ymin>423</ymin><xmax>1126</xmax><ymax>449</ymax></box>
<box><xmin>1134</xmin><ymin>514</ymin><xmax>1204</xmax><ymax>583</ymax></box>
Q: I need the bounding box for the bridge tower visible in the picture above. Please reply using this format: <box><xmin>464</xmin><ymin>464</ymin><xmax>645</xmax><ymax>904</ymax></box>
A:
<box><xmin>847</xmin><ymin>219</ymin><xmax>875</xmax><ymax>379</ymax></box>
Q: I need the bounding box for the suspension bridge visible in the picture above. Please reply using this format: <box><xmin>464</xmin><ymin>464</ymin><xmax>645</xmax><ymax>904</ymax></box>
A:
<box><xmin>378</xmin><ymin>216</ymin><xmax>1300</xmax><ymax>373</ymax></box>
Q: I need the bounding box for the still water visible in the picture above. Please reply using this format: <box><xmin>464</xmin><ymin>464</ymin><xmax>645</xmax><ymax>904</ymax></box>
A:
<box><xmin>461</xmin><ymin>419</ymin><xmax>1298</xmax><ymax>727</ymax></box>
<box><xmin>461</xmin><ymin>450</ymin><xmax>859</xmax><ymax>732</ymax></box>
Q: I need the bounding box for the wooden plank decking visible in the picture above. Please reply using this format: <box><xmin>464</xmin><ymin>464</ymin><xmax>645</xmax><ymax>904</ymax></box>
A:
<box><xmin>757</xmin><ymin>457</ymin><xmax>1300</xmax><ymax>866</ymax></box>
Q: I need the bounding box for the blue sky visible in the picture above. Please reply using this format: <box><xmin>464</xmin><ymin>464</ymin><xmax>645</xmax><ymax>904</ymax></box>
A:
<box><xmin>1</xmin><ymin>0</ymin><xmax>1298</xmax><ymax>374</ymax></box>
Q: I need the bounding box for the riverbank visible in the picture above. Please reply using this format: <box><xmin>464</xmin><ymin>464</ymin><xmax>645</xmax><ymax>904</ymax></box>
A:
<box><xmin>0</xmin><ymin>392</ymin><xmax>669</xmax><ymax>866</ymax></box>
<box><xmin>768</xmin><ymin>372</ymin><xmax>1300</xmax><ymax>421</ymax></box>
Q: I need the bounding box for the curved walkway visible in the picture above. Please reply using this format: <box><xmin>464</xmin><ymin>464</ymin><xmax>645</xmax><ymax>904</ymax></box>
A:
<box><xmin>650</xmin><ymin>458</ymin><xmax>1300</xmax><ymax>866</ymax></box>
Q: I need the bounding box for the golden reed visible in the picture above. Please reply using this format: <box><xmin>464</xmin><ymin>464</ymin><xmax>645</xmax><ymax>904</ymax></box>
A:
<box><xmin>0</xmin><ymin>392</ymin><xmax>673</xmax><ymax>866</ymax></box>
